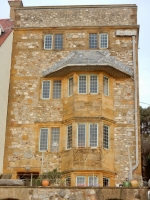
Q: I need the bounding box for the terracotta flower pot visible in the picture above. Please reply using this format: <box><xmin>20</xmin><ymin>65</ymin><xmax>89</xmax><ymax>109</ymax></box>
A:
<box><xmin>130</xmin><ymin>180</ymin><xmax>139</xmax><ymax>187</ymax></box>
<box><xmin>42</xmin><ymin>179</ymin><xmax>49</xmax><ymax>187</ymax></box>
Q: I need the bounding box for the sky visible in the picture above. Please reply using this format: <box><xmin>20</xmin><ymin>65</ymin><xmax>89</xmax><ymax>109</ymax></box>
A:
<box><xmin>0</xmin><ymin>0</ymin><xmax>150</xmax><ymax>108</ymax></box>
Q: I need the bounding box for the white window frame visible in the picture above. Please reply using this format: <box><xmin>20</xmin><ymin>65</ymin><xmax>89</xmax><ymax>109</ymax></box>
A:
<box><xmin>44</xmin><ymin>34</ymin><xmax>53</xmax><ymax>50</ymax></box>
<box><xmin>89</xmin><ymin>74</ymin><xmax>98</xmax><ymax>94</ymax></box>
<box><xmin>100</xmin><ymin>33</ymin><xmax>108</xmax><ymax>49</ymax></box>
<box><xmin>103</xmin><ymin>124</ymin><xmax>109</xmax><ymax>149</ymax></box>
<box><xmin>42</xmin><ymin>80</ymin><xmax>50</xmax><ymax>99</ymax></box>
<box><xmin>89</xmin><ymin>123</ymin><xmax>98</xmax><ymax>148</ymax></box>
<box><xmin>39</xmin><ymin>128</ymin><xmax>48</xmax><ymax>152</ymax></box>
<box><xmin>103</xmin><ymin>76</ymin><xmax>109</xmax><ymax>96</ymax></box>
<box><xmin>103</xmin><ymin>177</ymin><xmax>110</xmax><ymax>186</ymax></box>
<box><xmin>67</xmin><ymin>124</ymin><xmax>72</xmax><ymax>150</ymax></box>
<box><xmin>88</xmin><ymin>176</ymin><xmax>98</xmax><ymax>186</ymax></box>
<box><xmin>53</xmin><ymin>80</ymin><xmax>61</xmax><ymax>99</ymax></box>
<box><xmin>50</xmin><ymin>127</ymin><xmax>60</xmax><ymax>152</ymax></box>
<box><xmin>77</xmin><ymin>123</ymin><xmax>86</xmax><ymax>147</ymax></box>
<box><xmin>76</xmin><ymin>176</ymin><xmax>86</xmax><ymax>186</ymax></box>
<box><xmin>78</xmin><ymin>75</ymin><xmax>87</xmax><ymax>94</ymax></box>
<box><xmin>68</xmin><ymin>76</ymin><xmax>73</xmax><ymax>96</ymax></box>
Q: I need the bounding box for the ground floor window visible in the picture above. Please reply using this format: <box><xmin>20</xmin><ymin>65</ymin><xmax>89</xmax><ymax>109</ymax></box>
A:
<box><xmin>103</xmin><ymin>177</ymin><xmax>110</xmax><ymax>186</ymax></box>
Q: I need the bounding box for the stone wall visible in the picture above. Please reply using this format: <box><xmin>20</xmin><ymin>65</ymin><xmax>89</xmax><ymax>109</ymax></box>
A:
<box><xmin>0</xmin><ymin>187</ymin><xmax>149</xmax><ymax>200</ymax></box>
<box><xmin>15</xmin><ymin>5</ymin><xmax>137</xmax><ymax>27</ymax></box>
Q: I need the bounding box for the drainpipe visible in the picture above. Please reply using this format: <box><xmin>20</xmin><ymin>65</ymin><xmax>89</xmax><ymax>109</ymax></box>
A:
<box><xmin>132</xmin><ymin>35</ymin><xmax>139</xmax><ymax>171</ymax></box>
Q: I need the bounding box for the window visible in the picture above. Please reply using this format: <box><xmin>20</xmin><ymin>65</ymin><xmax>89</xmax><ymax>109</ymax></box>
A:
<box><xmin>66</xmin><ymin>177</ymin><xmax>71</xmax><ymax>186</ymax></box>
<box><xmin>103</xmin><ymin>125</ymin><xmax>109</xmax><ymax>149</ymax></box>
<box><xmin>68</xmin><ymin>77</ymin><xmax>73</xmax><ymax>96</ymax></box>
<box><xmin>89</xmin><ymin>124</ymin><xmax>98</xmax><ymax>147</ymax></box>
<box><xmin>51</xmin><ymin>128</ymin><xmax>60</xmax><ymax>152</ymax></box>
<box><xmin>90</xmin><ymin>75</ymin><xmax>98</xmax><ymax>93</ymax></box>
<box><xmin>42</xmin><ymin>80</ymin><xmax>50</xmax><ymax>99</ymax></box>
<box><xmin>100</xmin><ymin>33</ymin><xmax>108</xmax><ymax>48</ymax></box>
<box><xmin>78</xmin><ymin>124</ymin><xmax>86</xmax><ymax>147</ymax></box>
<box><xmin>44</xmin><ymin>34</ymin><xmax>52</xmax><ymax>50</ymax></box>
<box><xmin>79</xmin><ymin>75</ymin><xmax>86</xmax><ymax>94</ymax></box>
<box><xmin>67</xmin><ymin>125</ymin><xmax>72</xmax><ymax>149</ymax></box>
<box><xmin>103</xmin><ymin>177</ymin><xmax>109</xmax><ymax>186</ymax></box>
<box><xmin>39</xmin><ymin>128</ymin><xmax>48</xmax><ymax>151</ymax></box>
<box><xmin>76</xmin><ymin>176</ymin><xmax>85</xmax><ymax>186</ymax></box>
<box><xmin>89</xmin><ymin>33</ymin><xmax>97</xmax><ymax>49</ymax></box>
<box><xmin>55</xmin><ymin>34</ymin><xmax>63</xmax><ymax>49</ymax></box>
<box><xmin>103</xmin><ymin>76</ymin><xmax>109</xmax><ymax>96</ymax></box>
<box><xmin>88</xmin><ymin>176</ymin><xmax>98</xmax><ymax>186</ymax></box>
<box><xmin>53</xmin><ymin>80</ymin><xmax>61</xmax><ymax>99</ymax></box>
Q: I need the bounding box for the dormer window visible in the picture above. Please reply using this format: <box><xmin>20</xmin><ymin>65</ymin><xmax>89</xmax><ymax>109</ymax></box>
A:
<box><xmin>0</xmin><ymin>25</ymin><xmax>4</xmax><ymax>36</ymax></box>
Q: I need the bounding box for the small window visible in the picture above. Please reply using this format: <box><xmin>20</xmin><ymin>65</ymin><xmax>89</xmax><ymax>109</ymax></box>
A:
<box><xmin>78</xmin><ymin>124</ymin><xmax>86</xmax><ymax>147</ymax></box>
<box><xmin>66</xmin><ymin>177</ymin><xmax>71</xmax><ymax>186</ymax></box>
<box><xmin>76</xmin><ymin>176</ymin><xmax>85</xmax><ymax>186</ymax></box>
<box><xmin>44</xmin><ymin>34</ymin><xmax>52</xmax><ymax>50</ymax></box>
<box><xmin>42</xmin><ymin>80</ymin><xmax>50</xmax><ymax>99</ymax></box>
<box><xmin>89</xmin><ymin>124</ymin><xmax>98</xmax><ymax>147</ymax></box>
<box><xmin>103</xmin><ymin>76</ymin><xmax>109</xmax><ymax>96</ymax></box>
<box><xmin>79</xmin><ymin>75</ymin><xmax>86</xmax><ymax>94</ymax></box>
<box><xmin>67</xmin><ymin>125</ymin><xmax>72</xmax><ymax>149</ymax></box>
<box><xmin>89</xmin><ymin>33</ymin><xmax>97</xmax><ymax>49</ymax></box>
<box><xmin>103</xmin><ymin>125</ymin><xmax>109</xmax><ymax>149</ymax></box>
<box><xmin>88</xmin><ymin>176</ymin><xmax>98</xmax><ymax>186</ymax></box>
<box><xmin>51</xmin><ymin>128</ymin><xmax>60</xmax><ymax>152</ymax></box>
<box><xmin>100</xmin><ymin>33</ymin><xmax>108</xmax><ymax>48</ymax></box>
<box><xmin>68</xmin><ymin>77</ymin><xmax>73</xmax><ymax>96</ymax></box>
<box><xmin>39</xmin><ymin>128</ymin><xmax>48</xmax><ymax>151</ymax></box>
<box><xmin>53</xmin><ymin>80</ymin><xmax>61</xmax><ymax>99</ymax></box>
<box><xmin>103</xmin><ymin>177</ymin><xmax>109</xmax><ymax>186</ymax></box>
<box><xmin>90</xmin><ymin>75</ymin><xmax>98</xmax><ymax>93</ymax></box>
<box><xmin>55</xmin><ymin>34</ymin><xmax>63</xmax><ymax>49</ymax></box>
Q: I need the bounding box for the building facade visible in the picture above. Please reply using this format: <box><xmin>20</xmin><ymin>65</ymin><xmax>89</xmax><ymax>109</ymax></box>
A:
<box><xmin>3</xmin><ymin>1</ymin><xmax>141</xmax><ymax>186</ymax></box>
<box><xmin>0</xmin><ymin>18</ymin><xmax>13</xmax><ymax>173</ymax></box>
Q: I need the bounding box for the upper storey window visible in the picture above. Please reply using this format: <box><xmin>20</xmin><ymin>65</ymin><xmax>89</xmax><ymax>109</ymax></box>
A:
<box><xmin>44</xmin><ymin>34</ymin><xmax>63</xmax><ymax>50</ymax></box>
<box><xmin>79</xmin><ymin>75</ymin><xmax>87</xmax><ymax>94</ymax></box>
<box><xmin>53</xmin><ymin>80</ymin><xmax>61</xmax><ymax>99</ymax></box>
<box><xmin>89</xmin><ymin>33</ymin><xmax>108</xmax><ymax>49</ymax></box>
<box><xmin>68</xmin><ymin>77</ymin><xmax>73</xmax><ymax>96</ymax></box>
<box><xmin>42</xmin><ymin>80</ymin><xmax>50</xmax><ymax>99</ymax></box>
<box><xmin>89</xmin><ymin>33</ymin><xmax>97</xmax><ymax>49</ymax></box>
<box><xmin>100</xmin><ymin>33</ymin><xmax>108</xmax><ymax>48</ymax></box>
<box><xmin>103</xmin><ymin>76</ymin><xmax>109</xmax><ymax>96</ymax></box>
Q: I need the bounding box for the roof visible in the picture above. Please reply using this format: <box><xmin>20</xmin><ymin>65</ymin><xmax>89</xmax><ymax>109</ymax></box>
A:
<box><xmin>42</xmin><ymin>50</ymin><xmax>133</xmax><ymax>78</ymax></box>
<box><xmin>0</xmin><ymin>19</ymin><xmax>14</xmax><ymax>46</ymax></box>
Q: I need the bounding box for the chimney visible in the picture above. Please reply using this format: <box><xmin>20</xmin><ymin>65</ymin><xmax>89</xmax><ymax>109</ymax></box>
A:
<box><xmin>8</xmin><ymin>0</ymin><xmax>23</xmax><ymax>21</ymax></box>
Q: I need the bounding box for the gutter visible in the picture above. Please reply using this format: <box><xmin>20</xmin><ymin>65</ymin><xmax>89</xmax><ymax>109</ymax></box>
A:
<box><xmin>132</xmin><ymin>35</ymin><xmax>139</xmax><ymax>171</ymax></box>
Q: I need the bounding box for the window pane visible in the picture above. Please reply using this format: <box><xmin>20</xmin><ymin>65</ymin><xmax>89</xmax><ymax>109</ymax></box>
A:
<box><xmin>51</xmin><ymin>128</ymin><xmax>60</xmax><ymax>152</ymax></box>
<box><xmin>103</xmin><ymin>125</ymin><xmax>109</xmax><ymax>149</ymax></box>
<box><xmin>76</xmin><ymin>176</ymin><xmax>85</xmax><ymax>186</ymax></box>
<box><xmin>67</xmin><ymin>125</ymin><xmax>72</xmax><ymax>149</ymax></box>
<box><xmin>103</xmin><ymin>177</ymin><xmax>109</xmax><ymax>186</ymax></box>
<box><xmin>89</xmin><ymin>33</ymin><xmax>97</xmax><ymax>48</ymax></box>
<box><xmin>89</xmin><ymin>176</ymin><xmax>98</xmax><ymax>186</ymax></box>
<box><xmin>55</xmin><ymin>34</ymin><xmax>63</xmax><ymax>49</ymax></box>
<box><xmin>90</xmin><ymin>124</ymin><xmax>97</xmax><ymax>147</ymax></box>
<box><xmin>66</xmin><ymin>177</ymin><xmax>71</xmax><ymax>186</ymax></box>
<box><xmin>100</xmin><ymin>33</ymin><xmax>108</xmax><ymax>48</ymax></box>
<box><xmin>44</xmin><ymin>34</ymin><xmax>52</xmax><ymax>49</ymax></box>
<box><xmin>79</xmin><ymin>75</ymin><xmax>86</xmax><ymax>94</ymax></box>
<box><xmin>42</xmin><ymin>81</ymin><xmax>50</xmax><ymax>99</ymax></box>
<box><xmin>40</xmin><ymin>128</ymin><xmax>48</xmax><ymax>151</ymax></box>
<box><xmin>78</xmin><ymin>124</ymin><xmax>85</xmax><ymax>147</ymax></box>
<box><xmin>69</xmin><ymin>77</ymin><xmax>73</xmax><ymax>96</ymax></box>
<box><xmin>103</xmin><ymin>76</ymin><xmax>109</xmax><ymax>96</ymax></box>
<box><xmin>90</xmin><ymin>75</ymin><xmax>98</xmax><ymax>93</ymax></box>
<box><xmin>53</xmin><ymin>80</ymin><xmax>61</xmax><ymax>99</ymax></box>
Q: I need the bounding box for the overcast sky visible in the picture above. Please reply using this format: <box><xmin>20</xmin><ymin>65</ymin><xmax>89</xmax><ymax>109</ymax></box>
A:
<box><xmin>1</xmin><ymin>0</ymin><xmax>150</xmax><ymax>108</ymax></box>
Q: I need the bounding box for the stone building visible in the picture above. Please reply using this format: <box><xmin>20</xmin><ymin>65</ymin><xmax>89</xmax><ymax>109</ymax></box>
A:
<box><xmin>3</xmin><ymin>0</ymin><xmax>141</xmax><ymax>186</ymax></box>
<box><xmin>0</xmin><ymin>18</ymin><xmax>13</xmax><ymax>173</ymax></box>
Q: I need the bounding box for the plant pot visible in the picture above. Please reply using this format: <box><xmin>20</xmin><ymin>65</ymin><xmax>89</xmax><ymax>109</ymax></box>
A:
<box><xmin>123</xmin><ymin>181</ymin><xmax>131</xmax><ymax>187</ymax></box>
<box><xmin>130</xmin><ymin>180</ymin><xmax>139</xmax><ymax>187</ymax></box>
<box><xmin>42</xmin><ymin>179</ymin><xmax>49</xmax><ymax>187</ymax></box>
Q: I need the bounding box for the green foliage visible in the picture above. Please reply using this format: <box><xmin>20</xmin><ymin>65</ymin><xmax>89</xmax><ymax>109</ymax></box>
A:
<box><xmin>41</xmin><ymin>168</ymin><xmax>63</xmax><ymax>184</ymax></box>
